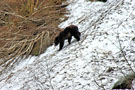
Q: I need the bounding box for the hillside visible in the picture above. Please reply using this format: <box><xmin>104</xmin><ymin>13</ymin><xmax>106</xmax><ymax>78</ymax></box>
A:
<box><xmin>0</xmin><ymin>0</ymin><xmax>135</xmax><ymax>90</ymax></box>
<box><xmin>0</xmin><ymin>0</ymin><xmax>67</xmax><ymax>64</ymax></box>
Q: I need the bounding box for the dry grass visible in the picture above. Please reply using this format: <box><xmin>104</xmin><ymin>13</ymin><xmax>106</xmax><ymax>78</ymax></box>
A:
<box><xmin>0</xmin><ymin>0</ymin><xmax>68</xmax><ymax>74</ymax></box>
<box><xmin>15</xmin><ymin>0</ymin><xmax>39</xmax><ymax>17</ymax></box>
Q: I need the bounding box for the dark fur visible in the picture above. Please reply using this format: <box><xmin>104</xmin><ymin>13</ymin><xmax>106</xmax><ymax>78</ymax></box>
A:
<box><xmin>92</xmin><ymin>0</ymin><xmax>107</xmax><ymax>2</ymax></box>
<box><xmin>101</xmin><ymin>0</ymin><xmax>107</xmax><ymax>2</ymax></box>
<box><xmin>54</xmin><ymin>25</ymin><xmax>81</xmax><ymax>51</ymax></box>
<box><xmin>98</xmin><ymin>0</ymin><xmax>107</xmax><ymax>2</ymax></box>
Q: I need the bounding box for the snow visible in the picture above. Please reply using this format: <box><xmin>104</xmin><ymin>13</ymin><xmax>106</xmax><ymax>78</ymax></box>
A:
<box><xmin>0</xmin><ymin>0</ymin><xmax>135</xmax><ymax>90</ymax></box>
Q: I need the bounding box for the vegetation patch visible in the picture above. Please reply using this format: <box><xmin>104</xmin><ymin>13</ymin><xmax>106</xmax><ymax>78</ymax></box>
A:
<box><xmin>0</xmin><ymin>0</ymin><xmax>68</xmax><ymax>74</ymax></box>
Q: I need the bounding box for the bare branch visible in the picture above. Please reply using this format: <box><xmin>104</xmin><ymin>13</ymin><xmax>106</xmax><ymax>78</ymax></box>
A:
<box><xmin>94</xmin><ymin>79</ymin><xmax>106</xmax><ymax>90</ymax></box>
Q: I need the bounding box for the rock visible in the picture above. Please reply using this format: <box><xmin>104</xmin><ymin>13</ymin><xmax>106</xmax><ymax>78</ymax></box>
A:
<box><xmin>112</xmin><ymin>72</ymin><xmax>135</xmax><ymax>89</ymax></box>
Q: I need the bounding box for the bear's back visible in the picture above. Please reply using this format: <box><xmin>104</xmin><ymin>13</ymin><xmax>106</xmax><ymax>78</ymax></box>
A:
<box><xmin>65</xmin><ymin>25</ymin><xmax>78</xmax><ymax>35</ymax></box>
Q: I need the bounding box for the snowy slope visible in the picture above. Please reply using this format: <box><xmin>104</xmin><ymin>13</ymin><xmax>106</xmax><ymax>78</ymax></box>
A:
<box><xmin>0</xmin><ymin>0</ymin><xmax>135</xmax><ymax>90</ymax></box>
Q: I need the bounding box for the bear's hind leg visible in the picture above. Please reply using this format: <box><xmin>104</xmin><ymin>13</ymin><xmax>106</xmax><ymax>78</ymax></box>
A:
<box><xmin>68</xmin><ymin>37</ymin><xmax>72</xmax><ymax>44</ymax></box>
<box><xmin>74</xmin><ymin>34</ymin><xmax>80</xmax><ymax>41</ymax></box>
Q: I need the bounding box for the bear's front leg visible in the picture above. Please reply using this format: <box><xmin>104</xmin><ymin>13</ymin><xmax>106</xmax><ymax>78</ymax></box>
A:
<box><xmin>59</xmin><ymin>41</ymin><xmax>64</xmax><ymax>51</ymax></box>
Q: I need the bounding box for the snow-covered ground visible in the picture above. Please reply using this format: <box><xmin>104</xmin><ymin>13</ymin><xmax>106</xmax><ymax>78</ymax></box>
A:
<box><xmin>0</xmin><ymin>0</ymin><xmax>135</xmax><ymax>90</ymax></box>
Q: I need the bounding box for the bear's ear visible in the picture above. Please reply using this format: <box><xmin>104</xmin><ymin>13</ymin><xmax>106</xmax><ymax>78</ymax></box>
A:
<box><xmin>54</xmin><ymin>37</ymin><xmax>59</xmax><ymax>46</ymax></box>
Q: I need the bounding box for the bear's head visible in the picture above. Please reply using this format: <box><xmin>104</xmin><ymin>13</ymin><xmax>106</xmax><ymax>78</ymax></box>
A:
<box><xmin>54</xmin><ymin>36</ymin><xmax>59</xmax><ymax>46</ymax></box>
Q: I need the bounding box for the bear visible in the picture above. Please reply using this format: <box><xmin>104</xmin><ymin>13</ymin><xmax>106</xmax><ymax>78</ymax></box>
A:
<box><xmin>54</xmin><ymin>25</ymin><xmax>81</xmax><ymax>51</ymax></box>
<box><xmin>101</xmin><ymin>0</ymin><xmax>107</xmax><ymax>2</ymax></box>
<box><xmin>91</xmin><ymin>0</ymin><xmax>107</xmax><ymax>2</ymax></box>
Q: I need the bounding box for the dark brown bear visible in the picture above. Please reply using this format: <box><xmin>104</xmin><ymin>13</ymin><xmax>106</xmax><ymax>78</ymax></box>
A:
<box><xmin>91</xmin><ymin>0</ymin><xmax>107</xmax><ymax>2</ymax></box>
<box><xmin>54</xmin><ymin>25</ymin><xmax>81</xmax><ymax>51</ymax></box>
<box><xmin>100</xmin><ymin>0</ymin><xmax>107</xmax><ymax>2</ymax></box>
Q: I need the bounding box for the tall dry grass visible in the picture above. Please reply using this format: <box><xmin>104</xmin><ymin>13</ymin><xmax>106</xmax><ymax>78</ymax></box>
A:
<box><xmin>0</xmin><ymin>0</ymin><xmax>67</xmax><ymax>75</ymax></box>
<box><xmin>15</xmin><ymin>0</ymin><xmax>39</xmax><ymax>17</ymax></box>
